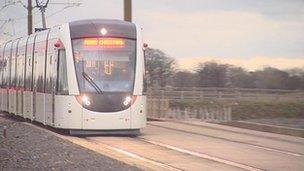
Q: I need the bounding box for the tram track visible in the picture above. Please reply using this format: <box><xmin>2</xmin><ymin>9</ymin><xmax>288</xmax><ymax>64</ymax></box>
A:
<box><xmin>150</xmin><ymin>120</ymin><xmax>304</xmax><ymax>146</ymax></box>
<box><xmin>17</xmin><ymin>119</ymin><xmax>184</xmax><ymax>171</ymax></box>
<box><xmin>136</xmin><ymin>137</ymin><xmax>263</xmax><ymax>171</ymax></box>
<box><xmin>3</xmin><ymin>114</ymin><xmax>303</xmax><ymax>170</ymax></box>
<box><xmin>20</xmin><ymin>119</ymin><xmax>263</xmax><ymax>171</ymax></box>
<box><xmin>3</xmin><ymin>114</ymin><xmax>253</xmax><ymax>170</ymax></box>
<box><xmin>86</xmin><ymin>138</ymin><xmax>184</xmax><ymax>171</ymax></box>
<box><xmin>148</xmin><ymin>122</ymin><xmax>304</xmax><ymax>158</ymax></box>
<box><xmin>87</xmin><ymin>136</ymin><xmax>262</xmax><ymax>171</ymax></box>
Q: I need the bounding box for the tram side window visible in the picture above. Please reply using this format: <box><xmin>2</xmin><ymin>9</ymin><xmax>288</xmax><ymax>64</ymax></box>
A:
<box><xmin>3</xmin><ymin>44</ymin><xmax>11</xmax><ymax>88</ymax></box>
<box><xmin>35</xmin><ymin>42</ymin><xmax>47</xmax><ymax>93</ymax></box>
<box><xmin>143</xmin><ymin>75</ymin><xmax>148</xmax><ymax>94</ymax></box>
<box><xmin>17</xmin><ymin>46</ymin><xmax>26</xmax><ymax>89</ymax></box>
<box><xmin>0</xmin><ymin>51</ymin><xmax>3</xmax><ymax>86</ymax></box>
<box><xmin>45</xmin><ymin>41</ymin><xmax>54</xmax><ymax>94</ymax></box>
<box><xmin>10</xmin><ymin>46</ymin><xmax>17</xmax><ymax>89</ymax></box>
<box><xmin>57</xmin><ymin>49</ymin><xmax>68</xmax><ymax>95</ymax></box>
<box><xmin>143</xmin><ymin>53</ymin><xmax>148</xmax><ymax>94</ymax></box>
<box><xmin>45</xmin><ymin>39</ymin><xmax>58</xmax><ymax>94</ymax></box>
<box><xmin>25</xmin><ymin>44</ymin><xmax>34</xmax><ymax>91</ymax></box>
<box><xmin>2</xmin><ymin>56</ymin><xmax>7</xmax><ymax>88</ymax></box>
<box><xmin>0</xmin><ymin>53</ymin><xmax>2</xmax><ymax>87</ymax></box>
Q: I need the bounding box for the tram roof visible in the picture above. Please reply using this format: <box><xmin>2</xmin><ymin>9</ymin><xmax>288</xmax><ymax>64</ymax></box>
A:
<box><xmin>69</xmin><ymin>19</ymin><xmax>136</xmax><ymax>39</ymax></box>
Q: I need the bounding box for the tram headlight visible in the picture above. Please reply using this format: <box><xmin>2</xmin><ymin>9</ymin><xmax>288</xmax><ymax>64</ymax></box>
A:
<box><xmin>100</xmin><ymin>28</ymin><xmax>107</xmax><ymax>35</ymax></box>
<box><xmin>82</xmin><ymin>95</ymin><xmax>91</xmax><ymax>106</ymax></box>
<box><xmin>123</xmin><ymin>96</ymin><xmax>132</xmax><ymax>106</ymax></box>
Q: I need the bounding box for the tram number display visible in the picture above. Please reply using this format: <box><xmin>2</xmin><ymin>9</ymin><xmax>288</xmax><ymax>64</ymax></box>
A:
<box><xmin>84</xmin><ymin>60</ymin><xmax>114</xmax><ymax>75</ymax></box>
<box><xmin>104</xmin><ymin>60</ymin><xmax>114</xmax><ymax>75</ymax></box>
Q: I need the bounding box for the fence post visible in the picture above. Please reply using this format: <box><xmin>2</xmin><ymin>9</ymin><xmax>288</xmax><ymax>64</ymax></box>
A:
<box><xmin>227</xmin><ymin>106</ymin><xmax>232</xmax><ymax>121</ymax></box>
<box><xmin>200</xmin><ymin>91</ymin><xmax>204</xmax><ymax>100</ymax></box>
<box><xmin>202</xmin><ymin>108</ymin><xmax>207</xmax><ymax>120</ymax></box>
<box><xmin>196</xmin><ymin>109</ymin><xmax>200</xmax><ymax>119</ymax></box>
<box><xmin>180</xmin><ymin>91</ymin><xmax>184</xmax><ymax>100</ymax></box>
<box><xmin>161</xmin><ymin>90</ymin><xmax>165</xmax><ymax>100</ymax></box>
<box><xmin>223</xmin><ymin>107</ymin><xmax>227</xmax><ymax>121</ymax></box>
<box><xmin>176</xmin><ymin>108</ymin><xmax>181</xmax><ymax>119</ymax></box>
<box><xmin>237</xmin><ymin>90</ymin><xmax>242</xmax><ymax>100</ymax></box>
<box><xmin>219</xmin><ymin>91</ymin><xmax>223</xmax><ymax>99</ymax></box>
<box><xmin>158</xmin><ymin>99</ymin><xmax>161</xmax><ymax>118</ymax></box>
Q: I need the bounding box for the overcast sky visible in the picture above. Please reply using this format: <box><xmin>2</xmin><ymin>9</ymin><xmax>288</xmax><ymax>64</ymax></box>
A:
<box><xmin>1</xmin><ymin>0</ymin><xmax>304</xmax><ymax>70</ymax></box>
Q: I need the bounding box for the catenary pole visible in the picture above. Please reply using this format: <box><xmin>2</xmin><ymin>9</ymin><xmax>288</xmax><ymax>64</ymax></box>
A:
<box><xmin>124</xmin><ymin>0</ymin><xmax>132</xmax><ymax>22</ymax></box>
<box><xmin>40</xmin><ymin>7</ymin><xmax>46</xmax><ymax>29</ymax></box>
<box><xmin>28</xmin><ymin>0</ymin><xmax>33</xmax><ymax>35</ymax></box>
<box><xmin>36</xmin><ymin>0</ymin><xmax>50</xmax><ymax>29</ymax></box>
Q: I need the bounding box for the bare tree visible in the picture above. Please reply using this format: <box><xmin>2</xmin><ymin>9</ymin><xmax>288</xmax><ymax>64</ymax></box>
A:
<box><xmin>253</xmin><ymin>67</ymin><xmax>289</xmax><ymax>89</ymax></box>
<box><xmin>196</xmin><ymin>62</ymin><xmax>228</xmax><ymax>87</ymax></box>
<box><xmin>145</xmin><ymin>48</ymin><xmax>176</xmax><ymax>87</ymax></box>
<box><xmin>226</xmin><ymin>66</ymin><xmax>254</xmax><ymax>88</ymax></box>
<box><xmin>173</xmin><ymin>71</ymin><xmax>198</xmax><ymax>87</ymax></box>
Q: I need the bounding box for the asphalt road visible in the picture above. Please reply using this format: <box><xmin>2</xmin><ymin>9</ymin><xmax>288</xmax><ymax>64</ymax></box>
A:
<box><xmin>85</xmin><ymin>121</ymin><xmax>304</xmax><ymax>171</ymax></box>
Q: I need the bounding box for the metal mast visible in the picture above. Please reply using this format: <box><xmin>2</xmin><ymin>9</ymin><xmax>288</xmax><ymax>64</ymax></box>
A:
<box><xmin>28</xmin><ymin>0</ymin><xmax>33</xmax><ymax>35</ymax></box>
<box><xmin>124</xmin><ymin>0</ymin><xmax>132</xmax><ymax>22</ymax></box>
<box><xmin>35</xmin><ymin>0</ymin><xmax>50</xmax><ymax>29</ymax></box>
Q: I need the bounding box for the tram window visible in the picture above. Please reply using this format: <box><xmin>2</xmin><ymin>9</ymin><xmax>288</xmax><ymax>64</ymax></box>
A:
<box><xmin>45</xmin><ymin>39</ymin><xmax>57</xmax><ymax>94</ymax></box>
<box><xmin>72</xmin><ymin>38</ymin><xmax>136</xmax><ymax>93</ymax></box>
<box><xmin>2</xmin><ymin>57</ymin><xmax>7</xmax><ymax>88</ymax></box>
<box><xmin>10</xmin><ymin>44</ymin><xmax>18</xmax><ymax>89</ymax></box>
<box><xmin>16</xmin><ymin>54</ymin><xmax>22</xmax><ymax>88</ymax></box>
<box><xmin>35</xmin><ymin>42</ymin><xmax>47</xmax><ymax>93</ymax></box>
<box><xmin>3</xmin><ymin>43</ymin><xmax>12</xmax><ymax>88</ymax></box>
<box><xmin>57</xmin><ymin>49</ymin><xmax>68</xmax><ymax>95</ymax></box>
<box><xmin>0</xmin><ymin>53</ymin><xmax>2</xmax><ymax>86</ymax></box>
<box><xmin>143</xmin><ymin>51</ymin><xmax>148</xmax><ymax>94</ymax></box>
<box><xmin>143</xmin><ymin>74</ymin><xmax>148</xmax><ymax>94</ymax></box>
<box><xmin>10</xmin><ymin>57</ymin><xmax>15</xmax><ymax>88</ymax></box>
<box><xmin>25</xmin><ymin>43</ymin><xmax>34</xmax><ymax>91</ymax></box>
<box><xmin>17</xmin><ymin>46</ymin><xmax>26</xmax><ymax>88</ymax></box>
<box><xmin>45</xmin><ymin>53</ymin><xmax>53</xmax><ymax>93</ymax></box>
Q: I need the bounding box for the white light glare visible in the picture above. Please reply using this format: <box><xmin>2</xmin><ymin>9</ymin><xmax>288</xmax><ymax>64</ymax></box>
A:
<box><xmin>123</xmin><ymin>96</ymin><xmax>132</xmax><ymax>106</ymax></box>
<box><xmin>82</xmin><ymin>95</ymin><xmax>91</xmax><ymax>106</ymax></box>
<box><xmin>100</xmin><ymin>28</ymin><xmax>107</xmax><ymax>35</ymax></box>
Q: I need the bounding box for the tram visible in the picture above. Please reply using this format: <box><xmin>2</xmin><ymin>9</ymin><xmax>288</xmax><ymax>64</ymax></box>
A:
<box><xmin>0</xmin><ymin>19</ymin><xmax>147</xmax><ymax>135</ymax></box>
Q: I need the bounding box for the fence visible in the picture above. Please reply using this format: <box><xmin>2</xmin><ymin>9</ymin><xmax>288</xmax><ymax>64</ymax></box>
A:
<box><xmin>146</xmin><ymin>87</ymin><xmax>304</xmax><ymax>122</ymax></box>
<box><xmin>147</xmin><ymin>87</ymin><xmax>304</xmax><ymax>102</ymax></box>
<box><xmin>147</xmin><ymin>98</ymin><xmax>232</xmax><ymax>122</ymax></box>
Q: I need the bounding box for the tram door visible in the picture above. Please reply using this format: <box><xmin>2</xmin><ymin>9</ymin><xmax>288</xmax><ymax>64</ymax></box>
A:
<box><xmin>8</xmin><ymin>40</ymin><xmax>19</xmax><ymax>114</ymax></box>
<box><xmin>2</xmin><ymin>41</ymin><xmax>13</xmax><ymax>112</ymax></box>
<box><xmin>16</xmin><ymin>38</ymin><xmax>27</xmax><ymax>117</ymax></box>
<box><xmin>23</xmin><ymin>35</ymin><xmax>35</xmax><ymax>120</ymax></box>
<box><xmin>33</xmin><ymin>32</ymin><xmax>49</xmax><ymax>124</ymax></box>
<box><xmin>45</xmin><ymin>39</ymin><xmax>58</xmax><ymax>126</ymax></box>
<box><xmin>1</xmin><ymin>42</ymin><xmax>12</xmax><ymax>111</ymax></box>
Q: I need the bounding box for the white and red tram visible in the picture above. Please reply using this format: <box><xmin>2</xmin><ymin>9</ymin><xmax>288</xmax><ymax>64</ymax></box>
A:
<box><xmin>0</xmin><ymin>19</ymin><xmax>147</xmax><ymax>135</ymax></box>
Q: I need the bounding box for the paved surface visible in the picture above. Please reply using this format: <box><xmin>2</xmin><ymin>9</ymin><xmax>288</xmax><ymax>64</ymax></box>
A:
<box><xmin>1</xmin><ymin>113</ymin><xmax>304</xmax><ymax>171</ymax></box>
<box><xmin>140</xmin><ymin>121</ymin><xmax>304</xmax><ymax>170</ymax></box>
<box><xmin>246</xmin><ymin>118</ymin><xmax>304</xmax><ymax>129</ymax></box>
<box><xmin>86</xmin><ymin>121</ymin><xmax>304</xmax><ymax>171</ymax></box>
<box><xmin>0</xmin><ymin>114</ymin><xmax>140</xmax><ymax>171</ymax></box>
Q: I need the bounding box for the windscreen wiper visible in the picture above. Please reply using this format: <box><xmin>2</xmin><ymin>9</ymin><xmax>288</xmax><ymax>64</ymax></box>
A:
<box><xmin>82</xmin><ymin>72</ymin><xmax>103</xmax><ymax>94</ymax></box>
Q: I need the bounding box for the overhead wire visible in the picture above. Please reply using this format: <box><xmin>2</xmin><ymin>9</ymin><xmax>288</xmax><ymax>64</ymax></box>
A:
<box><xmin>0</xmin><ymin>0</ymin><xmax>27</xmax><ymax>14</ymax></box>
<box><xmin>33</xmin><ymin>1</ymin><xmax>82</xmax><ymax>27</ymax></box>
<box><xmin>1</xmin><ymin>0</ymin><xmax>82</xmax><ymax>38</ymax></box>
<box><xmin>0</xmin><ymin>20</ymin><xmax>8</xmax><ymax>30</ymax></box>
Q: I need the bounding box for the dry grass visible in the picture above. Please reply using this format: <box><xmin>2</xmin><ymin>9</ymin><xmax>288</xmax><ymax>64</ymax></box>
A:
<box><xmin>169</xmin><ymin>100</ymin><xmax>304</xmax><ymax>120</ymax></box>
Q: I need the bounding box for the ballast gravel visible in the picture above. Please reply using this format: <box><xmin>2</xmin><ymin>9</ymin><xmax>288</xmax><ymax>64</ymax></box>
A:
<box><xmin>0</xmin><ymin>114</ymin><xmax>141</xmax><ymax>171</ymax></box>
